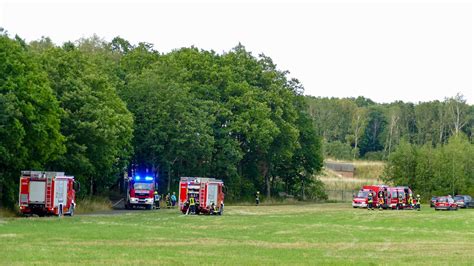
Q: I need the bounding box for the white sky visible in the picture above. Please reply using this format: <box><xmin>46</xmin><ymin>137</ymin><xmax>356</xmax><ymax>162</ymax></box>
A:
<box><xmin>1</xmin><ymin>0</ymin><xmax>473</xmax><ymax>104</ymax></box>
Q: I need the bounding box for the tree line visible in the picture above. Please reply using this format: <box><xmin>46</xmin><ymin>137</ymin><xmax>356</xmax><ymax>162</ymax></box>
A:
<box><xmin>0</xmin><ymin>32</ymin><xmax>323</xmax><ymax>208</ymax></box>
<box><xmin>306</xmin><ymin>95</ymin><xmax>473</xmax><ymax>160</ymax></box>
<box><xmin>306</xmin><ymin>93</ymin><xmax>473</xmax><ymax>197</ymax></box>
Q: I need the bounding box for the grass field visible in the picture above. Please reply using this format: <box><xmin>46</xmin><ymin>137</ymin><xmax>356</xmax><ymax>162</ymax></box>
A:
<box><xmin>1</xmin><ymin>204</ymin><xmax>473</xmax><ymax>265</ymax></box>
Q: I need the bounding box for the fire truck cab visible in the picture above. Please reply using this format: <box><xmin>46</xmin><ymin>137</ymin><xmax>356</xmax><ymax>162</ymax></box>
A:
<box><xmin>179</xmin><ymin>177</ymin><xmax>224</xmax><ymax>215</ymax></box>
<box><xmin>125</xmin><ymin>175</ymin><xmax>156</xmax><ymax>210</ymax></box>
<box><xmin>18</xmin><ymin>171</ymin><xmax>78</xmax><ymax>216</ymax></box>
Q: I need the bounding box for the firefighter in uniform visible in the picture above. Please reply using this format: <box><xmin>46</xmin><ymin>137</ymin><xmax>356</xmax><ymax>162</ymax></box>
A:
<box><xmin>416</xmin><ymin>194</ymin><xmax>421</xmax><ymax>211</ymax></box>
<box><xmin>189</xmin><ymin>195</ymin><xmax>196</xmax><ymax>214</ymax></box>
<box><xmin>377</xmin><ymin>191</ymin><xmax>384</xmax><ymax>210</ymax></box>
<box><xmin>368</xmin><ymin>192</ymin><xmax>374</xmax><ymax>210</ymax></box>
<box><xmin>397</xmin><ymin>192</ymin><xmax>404</xmax><ymax>210</ymax></box>
<box><xmin>154</xmin><ymin>191</ymin><xmax>160</xmax><ymax>209</ymax></box>
<box><xmin>255</xmin><ymin>191</ymin><xmax>260</xmax><ymax>206</ymax></box>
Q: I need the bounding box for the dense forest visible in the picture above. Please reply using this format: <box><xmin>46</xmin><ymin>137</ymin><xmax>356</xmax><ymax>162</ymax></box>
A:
<box><xmin>1</xmin><ymin>30</ymin><xmax>473</xmax><ymax>208</ymax></box>
<box><xmin>0</xmin><ymin>32</ymin><xmax>323</xmax><ymax>207</ymax></box>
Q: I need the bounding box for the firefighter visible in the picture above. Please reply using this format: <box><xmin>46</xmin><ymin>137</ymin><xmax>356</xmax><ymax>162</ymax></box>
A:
<box><xmin>377</xmin><ymin>190</ymin><xmax>384</xmax><ymax>210</ymax></box>
<box><xmin>397</xmin><ymin>192</ymin><xmax>404</xmax><ymax>210</ymax></box>
<box><xmin>416</xmin><ymin>194</ymin><xmax>421</xmax><ymax>211</ymax></box>
<box><xmin>165</xmin><ymin>193</ymin><xmax>171</xmax><ymax>208</ymax></box>
<box><xmin>154</xmin><ymin>191</ymin><xmax>160</xmax><ymax>209</ymax></box>
<box><xmin>189</xmin><ymin>195</ymin><xmax>196</xmax><ymax>214</ymax></box>
<box><xmin>367</xmin><ymin>192</ymin><xmax>374</xmax><ymax>210</ymax></box>
<box><xmin>255</xmin><ymin>191</ymin><xmax>260</xmax><ymax>206</ymax></box>
<box><xmin>408</xmin><ymin>193</ymin><xmax>414</xmax><ymax>208</ymax></box>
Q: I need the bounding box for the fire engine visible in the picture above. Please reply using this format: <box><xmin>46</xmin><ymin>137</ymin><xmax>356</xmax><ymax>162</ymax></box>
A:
<box><xmin>125</xmin><ymin>174</ymin><xmax>156</xmax><ymax>209</ymax></box>
<box><xmin>179</xmin><ymin>177</ymin><xmax>225</xmax><ymax>215</ymax></box>
<box><xmin>18</xmin><ymin>171</ymin><xmax>78</xmax><ymax>216</ymax></box>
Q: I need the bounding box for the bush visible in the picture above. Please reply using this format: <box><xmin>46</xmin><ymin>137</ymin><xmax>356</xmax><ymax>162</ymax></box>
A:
<box><xmin>324</xmin><ymin>141</ymin><xmax>353</xmax><ymax>160</ymax></box>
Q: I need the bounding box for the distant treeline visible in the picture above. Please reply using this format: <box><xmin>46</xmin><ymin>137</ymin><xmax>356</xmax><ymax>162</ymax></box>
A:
<box><xmin>306</xmin><ymin>95</ymin><xmax>473</xmax><ymax>160</ymax></box>
<box><xmin>307</xmin><ymin>94</ymin><xmax>474</xmax><ymax>197</ymax></box>
<box><xmin>0</xmin><ymin>32</ymin><xmax>324</xmax><ymax>208</ymax></box>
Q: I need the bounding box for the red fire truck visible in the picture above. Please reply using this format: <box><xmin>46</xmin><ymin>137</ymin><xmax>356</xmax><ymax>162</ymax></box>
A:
<box><xmin>18</xmin><ymin>171</ymin><xmax>78</xmax><ymax>216</ymax></box>
<box><xmin>125</xmin><ymin>175</ymin><xmax>156</xmax><ymax>209</ymax></box>
<box><xmin>179</xmin><ymin>177</ymin><xmax>225</xmax><ymax>215</ymax></box>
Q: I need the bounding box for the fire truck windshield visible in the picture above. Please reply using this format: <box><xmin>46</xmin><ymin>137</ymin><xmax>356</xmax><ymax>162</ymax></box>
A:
<box><xmin>357</xmin><ymin>191</ymin><xmax>368</xmax><ymax>198</ymax></box>
<box><xmin>134</xmin><ymin>183</ymin><xmax>153</xmax><ymax>190</ymax></box>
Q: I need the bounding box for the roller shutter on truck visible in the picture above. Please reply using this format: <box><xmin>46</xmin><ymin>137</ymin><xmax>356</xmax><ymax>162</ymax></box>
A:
<box><xmin>29</xmin><ymin>181</ymin><xmax>46</xmax><ymax>203</ymax></box>
<box><xmin>206</xmin><ymin>183</ymin><xmax>218</xmax><ymax>206</ymax></box>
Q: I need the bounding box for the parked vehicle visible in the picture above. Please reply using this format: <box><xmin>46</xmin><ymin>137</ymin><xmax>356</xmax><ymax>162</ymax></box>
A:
<box><xmin>352</xmin><ymin>185</ymin><xmax>388</xmax><ymax>209</ymax></box>
<box><xmin>454</xmin><ymin>195</ymin><xmax>473</xmax><ymax>208</ymax></box>
<box><xmin>386</xmin><ymin>186</ymin><xmax>415</xmax><ymax>209</ymax></box>
<box><xmin>430</xmin><ymin>196</ymin><xmax>438</xmax><ymax>208</ymax></box>
<box><xmin>434</xmin><ymin>196</ymin><xmax>458</xmax><ymax>211</ymax></box>
<box><xmin>18</xmin><ymin>171</ymin><xmax>78</xmax><ymax>216</ymax></box>
<box><xmin>179</xmin><ymin>177</ymin><xmax>225</xmax><ymax>215</ymax></box>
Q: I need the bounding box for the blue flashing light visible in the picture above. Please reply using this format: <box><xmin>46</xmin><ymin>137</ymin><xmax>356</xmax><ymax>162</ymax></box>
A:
<box><xmin>135</xmin><ymin>176</ymin><xmax>141</xmax><ymax>181</ymax></box>
<box><xmin>145</xmin><ymin>176</ymin><xmax>153</xmax><ymax>181</ymax></box>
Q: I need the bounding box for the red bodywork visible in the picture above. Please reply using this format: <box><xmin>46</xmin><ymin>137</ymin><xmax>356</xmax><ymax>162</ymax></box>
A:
<box><xmin>353</xmin><ymin>185</ymin><xmax>417</xmax><ymax>209</ymax></box>
<box><xmin>18</xmin><ymin>171</ymin><xmax>76</xmax><ymax>216</ymax></box>
<box><xmin>434</xmin><ymin>196</ymin><xmax>458</xmax><ymax>211</ymax></box>
<box><xmin>126</xmin><ymin>176</ymin><xmax>155</xmax><ymax>209</ymax></box>
<box><xmin>179</xmin><ymin>177</ymin><xmax>224</xmax><ymax>215</ymax></box>
<box><xmin>386</xmin><ymin>186</ymin><xmax>415</xmax><ymax>209</ymax></box>
<box><xmin>352</xmin><ymin>185</ymin><xmax>387</xmax><ymax>208</ymax></box>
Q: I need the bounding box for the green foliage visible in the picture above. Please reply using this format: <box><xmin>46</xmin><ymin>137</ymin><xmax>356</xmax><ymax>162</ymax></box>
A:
<box><xmin>323</xmin><ymin>141</ymin><xmax>353</xmax><ymax>160</ymax></box>
<box><xmin>0</xmin><ymin>35</ymin><xmax>65</xmax><ymax>207</ymax></box>
<box><xmin>384</xmin><ymin>134</ymin><xmax>474</xmax><ymax>196</ymax></box>
<box><xmin>32</xmin><ymin>37</ymin><xmax>134</xmax><ymax>197</ymax></box>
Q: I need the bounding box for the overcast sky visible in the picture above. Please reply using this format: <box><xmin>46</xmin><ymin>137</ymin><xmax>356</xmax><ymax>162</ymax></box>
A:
<box><xmin>1</xmin><ymin>0</ymin><xmax>473</xmax><ymax>104</ymax></box>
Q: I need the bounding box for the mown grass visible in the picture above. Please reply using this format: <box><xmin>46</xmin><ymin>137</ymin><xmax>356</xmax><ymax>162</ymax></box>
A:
<box><xmin>1</xmin><ymin>204</ymin><xmax>473</xmax><ymax>265</ymax></box>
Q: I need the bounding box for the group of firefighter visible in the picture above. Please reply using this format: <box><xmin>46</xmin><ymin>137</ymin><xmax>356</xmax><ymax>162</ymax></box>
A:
<box><xmin>367</xmin><ymin>189</ymin><xmax>421</xmax><ymax>211</ymax></box>
<box><xmin>184</xmin><ymin>193</ymin><xmax>221</xmax><ymax>215</ymax></box>
<box><xmin>153</xmin><ymin>191</ymin><xmax>177</xmax><ymax>209</ymax></box>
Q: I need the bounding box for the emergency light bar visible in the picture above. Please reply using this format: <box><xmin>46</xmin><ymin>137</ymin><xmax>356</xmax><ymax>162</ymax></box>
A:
<box><xmin>145</xmin><ymin>176</ymin><xmax>153</xmax><ymax>181</ymax></box>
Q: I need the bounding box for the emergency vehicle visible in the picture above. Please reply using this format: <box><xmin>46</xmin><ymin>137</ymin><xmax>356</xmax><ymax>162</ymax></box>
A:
<box><xmin>386</xmin><ymin>186</ymin><xmax>415</xmax><ymax>209</ymax></box>
<box><xmin>125</xmin><ymin>175</ymin><xmax>156</xmax><ymax>209</ymax></box>
<box><xmin>352</xmin><ymin>185</ymin><xmax>388</xmax><ymax>208</ymax></box>
<box><xmin>18</xmin><ymin>171</ymin><xmax>78</xmax><ymax>216</ymax></box>
<box><xmin>179</xmin><ymin>177</ymin><xmax>224</xmax><ymax>215</ymax></box>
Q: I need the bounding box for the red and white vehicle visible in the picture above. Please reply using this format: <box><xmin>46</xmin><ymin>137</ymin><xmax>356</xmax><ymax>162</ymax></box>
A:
<box><xmin>352</xmin><ymin>185</ymin><xmax>387</xmax><ymax>208</ymax></box>
<box><xmin>18</xmin><ymin>171</ymin><xmax>78</xmax><ymax>216</ymax></box>
<box><xmin>179</xmin><ymin>177</ymin><xmax>224</xmax><ymax>215</ymax></box>
<box><xmin>386</xmin><ymin>186</ymin><xmax>415</xmax><ymax>209</ymax></box>
<box><xmin>125</xmin><ymin>175</ymin><xmax>156</xmax><ymax>210</ymax></box>
<box><xmin>434</xmin><ymin>196</ymin><xmax>458</xmax><ymax>211</ymax></box>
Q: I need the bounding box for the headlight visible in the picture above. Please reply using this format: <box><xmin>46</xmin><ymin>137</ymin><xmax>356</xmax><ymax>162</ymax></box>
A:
<box><xmin>130</xmin><ymin>197</ymin><xmax>138</xmax><ymax>202</ymax></box>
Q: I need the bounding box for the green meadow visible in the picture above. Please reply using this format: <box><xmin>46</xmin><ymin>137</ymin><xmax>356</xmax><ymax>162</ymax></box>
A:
<box><xmin>1</xmin><ymin>204</ymin><xmax>473</xmax><ymax>265</ymax></box>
